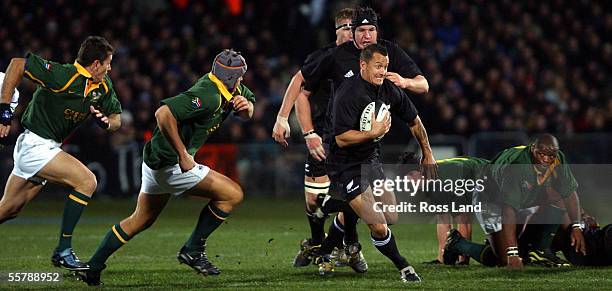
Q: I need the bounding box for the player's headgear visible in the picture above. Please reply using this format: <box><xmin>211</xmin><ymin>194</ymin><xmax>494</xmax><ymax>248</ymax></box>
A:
<box><xmin>351</xmin><ymin>7</ymin><xmax>378</xmax><ymax>34</ymax></box>
<box><xmin>212</xmin><ymin>49</ymin><xmax>247</xmax><ymax>92</ymax></box>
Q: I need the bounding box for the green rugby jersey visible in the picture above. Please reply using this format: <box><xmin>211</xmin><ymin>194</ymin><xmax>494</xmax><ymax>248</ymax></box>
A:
<box><xmin>436</xmin><ymin>156</ymin><xmax>490</xmax><ymax>179</ymax></box>
<box><xmin>490</xmin><ymin>145</ymin><xmax>578</xmax><ymax>209</ymax></box>
<box><xmin>424</xmin><ymin>156</ymin><xmax>490</xmax><ymax>203</ymax></box>
<box><xmin>21</xmin><ymin>52</ymin><xmax>122</xmax><ymax>143</ymax></box>
<box><xmin>143</xmin><ymin>73</ymin><xmax>255</xmax><ymax>170</ymax></box>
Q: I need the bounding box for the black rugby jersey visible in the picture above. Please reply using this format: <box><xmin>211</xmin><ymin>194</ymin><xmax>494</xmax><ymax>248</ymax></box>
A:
<box><xmin>330</xmin><ymin>74</ymin><xmax>418</xmax><ymax>165</ymax></box>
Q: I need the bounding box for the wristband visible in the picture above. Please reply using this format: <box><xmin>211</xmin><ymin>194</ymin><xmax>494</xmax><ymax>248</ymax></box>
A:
<box><xmin>571</xmin><ymin>223</ymin><xmax>582</xmax><ymax>230</ymax></box>
<box><xmin>0</xmin><ymin>103</ymin><xmax>13</xmax><ymax>126</ymax></box>
<box><xmin>506</xmin><ymin>246</ymin><xmax>519</xmax><ymax>257</ymax></box>
<box><xmin>303</xmin><ymin>130</ymin><xmax>315</xmax><ymax>137</ymax></box>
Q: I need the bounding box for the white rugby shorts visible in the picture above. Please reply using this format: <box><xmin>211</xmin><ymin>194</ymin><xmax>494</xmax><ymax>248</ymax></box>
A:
<box><xmin>12</xmin><ymin>130</ymin><xmax>62</xmax><ymax>179</ymax></box>
<box><xmin>140</xmin><ymin>161</ymin><xmax>210</xmax><ymax>196</ymax></box>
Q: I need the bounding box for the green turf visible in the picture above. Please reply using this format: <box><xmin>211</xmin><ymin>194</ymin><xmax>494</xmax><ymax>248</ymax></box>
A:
<box><xmin>1</xmin><ymin>196</ymin><xmax>611</xmax><ymax>290</ymax></box>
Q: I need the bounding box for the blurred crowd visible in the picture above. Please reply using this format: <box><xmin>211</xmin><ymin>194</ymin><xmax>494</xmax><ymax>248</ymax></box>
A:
<box><xmin>0</xmin><ymin>0</ymin><xmax>610</xmax><ymax>149</ymax></box>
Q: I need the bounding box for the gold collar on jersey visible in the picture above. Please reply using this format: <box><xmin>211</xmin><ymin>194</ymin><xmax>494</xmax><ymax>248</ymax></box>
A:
<box><xmin>209</xmin><ymin>72</ymin><xmax>235</xmax><ymax>102</ymax></box>
<box><xmin>74</xmin><ymin>61</ymin><xmax>108</xmax><ymax>97</ymax></box>
<box><xmin>74</xmin><ymin>61</ymin><xmax>93</xmax><ymax>78</ymax></box>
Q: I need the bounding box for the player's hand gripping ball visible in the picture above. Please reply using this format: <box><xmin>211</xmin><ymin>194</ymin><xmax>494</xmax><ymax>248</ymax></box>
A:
<box><xmin>360</xmin><ymin>100</ymin><xmax>390</xmax><ymax>142</ymax></box>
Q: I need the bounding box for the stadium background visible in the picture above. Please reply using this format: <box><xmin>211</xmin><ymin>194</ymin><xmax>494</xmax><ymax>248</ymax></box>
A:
<box><xmin>0</xmin><ymin>1</ymin><xmax>611</xmax><ymax>289</ymax></box>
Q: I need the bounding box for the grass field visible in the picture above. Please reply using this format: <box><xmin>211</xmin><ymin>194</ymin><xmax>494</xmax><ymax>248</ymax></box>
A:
<box><xmin>1</xmin><ymin>196</ymin><xmax>611</xmax><ymax>290</ymax></box>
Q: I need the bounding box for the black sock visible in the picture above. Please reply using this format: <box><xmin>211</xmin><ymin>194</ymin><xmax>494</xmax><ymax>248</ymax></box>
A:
<box><xmin>371</xmin><ymin>228</ymin><xmax>409</xmax><ymax>270</ymax></box>
<box><xmin>342</xmin><ymin>208</ymin><xmax>359</xmax><ymax>245</ymax></box>
<box><xmin>306</xmin><ymin>210</ymin><xmax>326</xmax><ymax>245</ymax></box>
<box><xmin>319</xmin><ymin>215</ymin><xmax>344</xmax><ymax>255</ymax></box>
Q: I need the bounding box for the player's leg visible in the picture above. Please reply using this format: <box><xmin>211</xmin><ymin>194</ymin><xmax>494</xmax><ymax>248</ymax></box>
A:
<box><xmin>294</xmin><ymin>160</ymin><xmax>330</xmax><ymax>267</ymax></box>
<box><xmin>80</xmin><ymin>192</ymin><xmax>170</xmax><ymax>286</ymax></box>
<box><xmin>313</xmin><ymin>167</ymin><xmax>366</xmax><ymax>274</ymax></box>
<box><xmin>304</xmin><ymin>174</ymin><xmax>330</xmax><ymax>244</ymax></box>
<box><xmin>456</xmin><ymin>213</ymin><xmax>472</xmax><ymax>264</ymax></box>
<box><xmin>0</xmin><ymin>175</ymin><xmax>44</xmax><ymax>223</ymax></box>
<box><xmin>177</xmin><ymin>168</ymin><xmax>243</xmax><ymax>275</ymax></box>
<box><xmin>36</xmin><ymin>151</ymin><xmax>98</xmax><ymax>270</ymax></box>
<box><xmin>431</xmin><ymin>214</ymin><xmax>452</xmax><ymax>264</ymax></box>
<box><xmin>349</xmin><ymin>187</ymin><xmax>420</xmax><ymax>282</ymax></box>
<box><xmin>521</xmin><ymin>206</ymin><xmax>569</xmax><ymax>267</ymax></box>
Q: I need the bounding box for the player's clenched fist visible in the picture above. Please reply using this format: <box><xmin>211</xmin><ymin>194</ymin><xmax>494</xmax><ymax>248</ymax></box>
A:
<box><xmin>232</xmin><ymin>95</ymin><xmax>253</xmax><ymax>119</ymax></box>
<box><xmin>0</xmin><ymin>103</ymin><xmax>13</xmax><ymax>138</ymax></box>
<box><xmin>232</xmin><ymin>95</ymin><xmax>249</xmax><ymax>112</ymax></box>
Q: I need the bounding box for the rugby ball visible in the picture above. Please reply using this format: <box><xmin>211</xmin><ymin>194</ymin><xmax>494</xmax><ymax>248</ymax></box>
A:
<box><xmin>360</xmin><ymin>100</ymin><xmax>390</xmax><ymax>142</ymax></box>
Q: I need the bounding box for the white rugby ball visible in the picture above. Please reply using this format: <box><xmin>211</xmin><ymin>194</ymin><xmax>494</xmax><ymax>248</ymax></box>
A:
<box><xmin>360</xmin><ymin>100</ymin><xmax>390</xmax><ymax>142</ymax></box>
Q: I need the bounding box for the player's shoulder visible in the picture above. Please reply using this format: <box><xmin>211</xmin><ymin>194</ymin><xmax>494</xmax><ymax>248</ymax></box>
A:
<box><xmin>304</xmin><ymin>43</ymin><xmax>338</xmax><ymax>65</ymax></box>
<box><xmin>25</xmin><ymin>52</ymin><xmax>74</xmax><ymax>72</ymax></box>
<box><xmin>493</xmin><ymin>145</ymin><xmax>530</xmax><ymax>164</ymax></box>
<box><xmin>336</xmin><ymin>75</ymin><xmax>361</xmax><ymax>92</ymax></box>
<box><xmin>102</xmin><ymin>75</ymin><xmax>115</xmax><ymax>90</ymax></box>
<box><xmin>557</xmin><ymin>149</ymin><xmax>570</xmax><ymax>164</ymax></box>
<box><xmin>335</xmin><ymin>76</ymin><xmax>366</xmax><ymax>102</ymax></box>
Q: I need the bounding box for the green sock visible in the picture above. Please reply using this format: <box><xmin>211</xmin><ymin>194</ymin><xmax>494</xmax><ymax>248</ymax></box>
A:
<box><xmin>184</xmin><ymin>202</ymin><xmax>229</xmax><ymax>253</ymax></box>
<box><xmin>57</xmin><ymin>191</ymin><xmax>91</xmax><ymax>251</ymax></box>
<box><xmin>89</xmin><ymin>224</ymin><xmax>131</xmax><ymax>270</ymax></box>
<box><xmin>454</xmin><ymin>238</ymin><xmax>487</xmax><ymax>261</ymax></box>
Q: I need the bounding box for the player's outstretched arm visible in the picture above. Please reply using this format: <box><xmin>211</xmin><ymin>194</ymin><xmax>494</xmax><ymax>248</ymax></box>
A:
<box><xmin>272</xmin><ymin>70</ymin><xmax>305</xmax><ymax>146</ymax></box>
<box><xmin>407</xmin><ymin>115</ymin><xmax>437</xmax><ymax>179</ymax></box>
<box><xmin>0</xmin><ymin>58</ymin><xmax>26</xmax><ymax>138</ymax></box>
<box><xmin>385</xmin><ymin>73</ymin><xmax>429</xmax><ymax>94</ymax></box>
<box><xmin>155</xmin><ymin>105</ymin><xmax>194</xmax><ymax>172</ymax></box>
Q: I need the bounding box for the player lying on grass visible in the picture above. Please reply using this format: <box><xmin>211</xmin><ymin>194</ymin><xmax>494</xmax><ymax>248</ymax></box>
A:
<box><xmin>398</xmin><ymin>152</ymin><xmax>488</xmax><ymax>265</ymax></box>
<box><xmin>0</xmin><ymin>36</ymin><xmax>121</xmax><ymax>271</ymax></box>
<box><xmin>77</xmin><ymin>49</ymin><xmax>254</xmax><ymax>285</ymax></box>
<box><xmin>313</xmin><ymin>43</ymin><xmax>437</xmax><ymax>282</ymax></box>
<box><xmin>550</xmin><ymin>198</ymin><xmax>612</xmax><ymax>266</ymax></box>
<box><xmin>444</xmin><ymin>134</ymin><xmax>586</xmax><ymax>268</ymax></box>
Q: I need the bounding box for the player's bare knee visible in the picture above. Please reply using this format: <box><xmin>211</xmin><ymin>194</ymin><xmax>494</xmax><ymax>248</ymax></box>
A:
<box><xmin>370</xmin><ymin>224</ymin><xmax>388</xmax><ymax>238</ymax></box>
<box><xmin>76</xmin><ymin>172</ymin><xmax>98</xmax><ymax>195</ymax></box>
<box><xmin>229</xmin><ymin>185</ymin><xmax>244</xmax><ymax>207</ymax></box>
<box><xmin>305</xmin><ymin>192</ymin><xmax>318</xmax><ymax>209</ymax></box>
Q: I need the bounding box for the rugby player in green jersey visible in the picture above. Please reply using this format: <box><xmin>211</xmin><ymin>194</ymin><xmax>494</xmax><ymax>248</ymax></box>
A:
<box><xmin>444</xmin><ymin>134</ymin><xmax>586</xmax><ymax>269</ymax></box>
<box><xmin>0</xmin><ymin>36</ymin><xmax>121</xmax><ymax>271</ymax></box>
<box><xmin>78</xmin><ymin>49</ymin><xmax>254</xmax><ymax>285</ymax></box>
<box><xmin>399</xmin><ymin>152</ymin><xmax>489</xmax><ymax>265</ymax></box>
